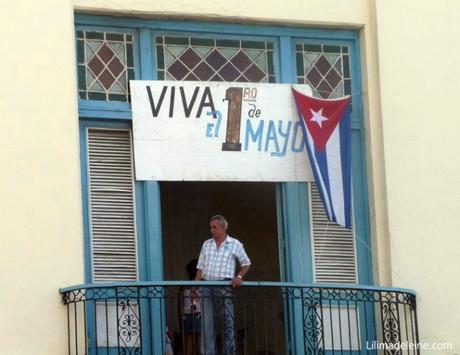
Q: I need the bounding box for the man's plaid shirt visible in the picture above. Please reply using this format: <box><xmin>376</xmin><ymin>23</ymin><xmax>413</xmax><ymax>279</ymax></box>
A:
<box><xmin>197</xmin><ymin>235</ymin><xmax>251</xmax><ymax>280</ymax></box>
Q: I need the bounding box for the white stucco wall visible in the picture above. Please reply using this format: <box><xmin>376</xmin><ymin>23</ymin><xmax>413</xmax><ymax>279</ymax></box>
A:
<box><xmin>0</xmin><ymin>0</ymin><xmax>83</xmax><ymax>353</ymax></box>
<box><xmin>375</xmin><ymin>0</ymin><xmax>460</xmax><ymax>352</ymax></box>
<box><xmin>1</xmin><ymin>0</ymin><xmax>458</xmax><ymax>353</ymax></box>
<box><xmin>74</xmin><ymin>0</ymin><xmax>368</xmax><ymax>26</ymax></box>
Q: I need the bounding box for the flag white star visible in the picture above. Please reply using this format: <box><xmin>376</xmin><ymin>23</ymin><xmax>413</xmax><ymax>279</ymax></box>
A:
<box><xmin>309</xmin><ymin>108</ymin><xmax>328</xmax><ymax>128</ymax></box>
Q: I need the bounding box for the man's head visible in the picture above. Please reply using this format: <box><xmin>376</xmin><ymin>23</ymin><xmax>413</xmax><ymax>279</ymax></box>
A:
<box><xmin>210</xmin><ymin>215</ymin><xmax>228</xmax><ymax>239</ymax></box>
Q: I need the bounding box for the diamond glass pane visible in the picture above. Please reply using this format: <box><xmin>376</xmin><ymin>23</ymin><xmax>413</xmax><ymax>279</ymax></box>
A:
<box><xmin>77</xmin><ymin>31</ymin><xmax>135</xmax><ymax>102</ymax></box>
<box><xmin>296</xmin><ymin>43</ymin><xmax>350</xmax><ymax>99</ymax></box>
<box><xmin>156</xmin><ymin>36</ymin><xmax>275</xmax><ymax>83</ymax></box>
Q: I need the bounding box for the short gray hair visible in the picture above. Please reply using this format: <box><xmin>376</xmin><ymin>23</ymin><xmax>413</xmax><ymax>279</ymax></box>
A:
<box><xmin>210</xmin><ymin>215</ymin><xmax>228</xmax><ymax>229</ymax></box>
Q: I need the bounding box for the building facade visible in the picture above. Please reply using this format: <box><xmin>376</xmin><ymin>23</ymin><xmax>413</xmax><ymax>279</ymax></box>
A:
<box><xmin>1</xmin><ymin>0</ymin><xmax>459</xmax><ymax>354</ymax></box>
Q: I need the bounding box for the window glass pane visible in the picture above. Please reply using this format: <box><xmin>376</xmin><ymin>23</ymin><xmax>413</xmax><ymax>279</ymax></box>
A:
<box><xmin>77</xmin><ymin>31</ymin><xmax>135</xmax><ymax>102</ymax></box>
<box><xmin>296</xmin><ymin>43</ymin><xmax>350</xmax><ymax>99</ymax></box>
<box><xmin>155</xmin><ymin>36</ymin><xmax>275</xmax><ymax>83</ymax></box>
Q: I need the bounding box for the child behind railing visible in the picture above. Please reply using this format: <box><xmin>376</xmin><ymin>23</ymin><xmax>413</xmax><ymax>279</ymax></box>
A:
<box><xmin>179</xmin><ymin>259</ymin><xmax>201</xmax><ymax>355</ymax></box>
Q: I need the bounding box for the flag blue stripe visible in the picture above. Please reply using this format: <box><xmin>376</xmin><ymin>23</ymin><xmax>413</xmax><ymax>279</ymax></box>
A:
<box><xmin>313</xmin><ymin>144</ymin><xmax>337</xmax><ymax>222</ymax></box>
<box><xmin>298</xmin><ymin>115</ymin><xmax>336</xmax><ymax>223</ymax></box>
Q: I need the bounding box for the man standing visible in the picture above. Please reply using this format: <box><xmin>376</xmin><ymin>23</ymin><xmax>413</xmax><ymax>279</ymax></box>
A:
<box><xmin>195</xmin><ymin>215</ymin><xmax>251</xmax><ymax>355</ymax></box>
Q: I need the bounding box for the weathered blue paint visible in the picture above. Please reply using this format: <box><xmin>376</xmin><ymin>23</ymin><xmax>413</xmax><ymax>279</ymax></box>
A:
<box><xmin>349</xmin><ymin>39</ymin><xmax>373</xmax><ymax>286</ymax></box>
<box><xmin>139</xmin><ymin>28</ymin><xmax>155</xmax><ymax>80</ymax></box>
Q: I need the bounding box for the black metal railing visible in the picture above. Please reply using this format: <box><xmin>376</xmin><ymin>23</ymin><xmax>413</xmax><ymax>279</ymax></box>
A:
<box><xmin>60</xmin><ymin>281</ymin><xmax>419</xmax><ymax>354</ymax></box>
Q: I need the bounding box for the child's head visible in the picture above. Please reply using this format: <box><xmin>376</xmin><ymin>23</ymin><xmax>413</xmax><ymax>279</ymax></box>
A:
<box><xmin>186</xmin><ymin>259</ymin><xmax>198</xmax><ymax>280</ymax></box>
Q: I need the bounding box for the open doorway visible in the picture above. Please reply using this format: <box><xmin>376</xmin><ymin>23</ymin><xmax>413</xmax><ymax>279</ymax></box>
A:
<box><xmin>160</xmin><ymin>181</ymin><xmax>281</xmax><ymax>282</ymax></box>
<box><xmin>160</xmin><ymin>182</ymin><xmax>284</xmax><ymax>354</ymax></box>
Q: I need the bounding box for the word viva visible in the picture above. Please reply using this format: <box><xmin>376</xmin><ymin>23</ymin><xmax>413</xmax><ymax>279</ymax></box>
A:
<box><xmin>146</xmin><ymin>85</ymin><xmax>217</xmax><ymax>118</ymax></box>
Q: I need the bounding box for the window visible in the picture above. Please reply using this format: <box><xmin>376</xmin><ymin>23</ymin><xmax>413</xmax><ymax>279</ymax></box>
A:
<box><xmin>310</xmin><ymin>183</ymin><xmax>357</xmax><ymax>283</ymax></box>
<box><xmin>77</xmin><ymin>30</ymin><xmax>135</xmax><ymax>102</ymax></box>
<box><xmin>295</xmin><ymin>43</ymin><xmax>351</xmax><ymax>99</ymax></box>
<box><xmin>76</xmin><ymin>15</ymin><xmax>371</xmax><ymax>286</ymax></box>
<box><xmin>86</xmin><ymin>128</ymin><xmax>137</xmax><ymax>282</ymax></box>
<box><xmin>155</xmin><ymin>35</ymin><xmax>275</xmax><ymax>82</ymax></box>
<box><xmin>295</xmin><ymin>43</ymin><xmax>358</xmax><ymax>284</ymax></box>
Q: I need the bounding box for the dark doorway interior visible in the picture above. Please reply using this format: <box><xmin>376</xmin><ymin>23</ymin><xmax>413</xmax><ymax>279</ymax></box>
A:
<box><xmin>160</xmin><ymin>182</ymin><xmax>285</xmax><ymax>354</ymax></box>
<box><xmin>160</xmin><ymin>181</ymin><xmax>281</xmax><ymax>282</ymax></box>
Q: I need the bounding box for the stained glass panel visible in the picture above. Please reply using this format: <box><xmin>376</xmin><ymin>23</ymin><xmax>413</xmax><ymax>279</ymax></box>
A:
<box><xmin>77</xmin><ymin>31</ymin><xmax>135</xmax><ymax>102</ymax></box>
<box><xmin>296</xmin><ymin>43</ymin><xmax>350</xmax><ymax>99</ymax></box>
<box><xmin>156</xmin><ymin>36</ymin><xmax>275</xmax><ymax>83</ymax></box>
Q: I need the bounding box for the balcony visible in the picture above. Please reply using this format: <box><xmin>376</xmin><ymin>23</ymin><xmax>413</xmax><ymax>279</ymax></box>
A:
<box><xmin>60</xmin><ymin>281</ymin><xmax>419</xmax><ymax>354</ymax></box>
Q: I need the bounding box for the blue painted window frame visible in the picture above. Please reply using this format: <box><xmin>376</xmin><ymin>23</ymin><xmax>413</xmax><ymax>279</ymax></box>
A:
<box><xmin>76</xmin><ymin>14</ymin><xmax>372</xmax><ymax>289</ymax></box>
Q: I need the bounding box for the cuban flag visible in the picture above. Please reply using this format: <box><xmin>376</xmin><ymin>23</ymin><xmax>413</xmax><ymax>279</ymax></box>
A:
<box><xmin>292</xmin><ymin>87</ymin><xmax>352</xmax><ymax>229</ymax></box>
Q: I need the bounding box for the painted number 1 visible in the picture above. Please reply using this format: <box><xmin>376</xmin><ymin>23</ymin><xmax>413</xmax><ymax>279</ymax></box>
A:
<box><xmin>222</xmin><ymin>87</ymin><xmax>243</xmax><ymax>151</ymax></box>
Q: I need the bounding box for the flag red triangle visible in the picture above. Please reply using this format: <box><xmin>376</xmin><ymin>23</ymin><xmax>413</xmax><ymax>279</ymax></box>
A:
<box><xmin>292</xmin><ymin>88</ymin><xmax>350</xmax><ymax>151</ymax></box>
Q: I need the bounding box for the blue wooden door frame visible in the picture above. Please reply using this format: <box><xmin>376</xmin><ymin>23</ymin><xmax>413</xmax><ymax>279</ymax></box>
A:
<box><xmin>275</xmin><ymin>35</ymin><xmax>373</xmax><ymax>353</ymax></box>
<box><xmin>76</xmin><ymin>14</ymin><xmax>373</xmax><ymax>354</ymax></box>
<box><xmin>79</xmin><ymin>119</ymin><xmax>158</xmax><ymax>354</ymax></box>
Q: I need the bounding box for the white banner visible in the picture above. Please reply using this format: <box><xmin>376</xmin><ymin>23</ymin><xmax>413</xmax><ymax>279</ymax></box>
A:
<box><xmin>131</xmin><ymin>80</ymin><xmax>314</xmax><ymax>181</ymax></box>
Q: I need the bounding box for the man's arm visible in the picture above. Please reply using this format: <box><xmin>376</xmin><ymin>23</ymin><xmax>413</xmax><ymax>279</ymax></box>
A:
<box><xmin>232</xmin><ymin>264</ymin><xmax>250</xmax><ymax>288</ymax></box>
<box><xmin>195</xmin><ymin>243</ymin><xmax>205</xmax><ymax>282</ymax></box>
<box><xmin>233</xmin><ymin>242</ymin><xmax>251</xmax><ymax>287</ymax></box>
<box><xmin>237</xmin><ymin>265</ymin><xmax>250</xmax><ymax>279</ymax></box>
